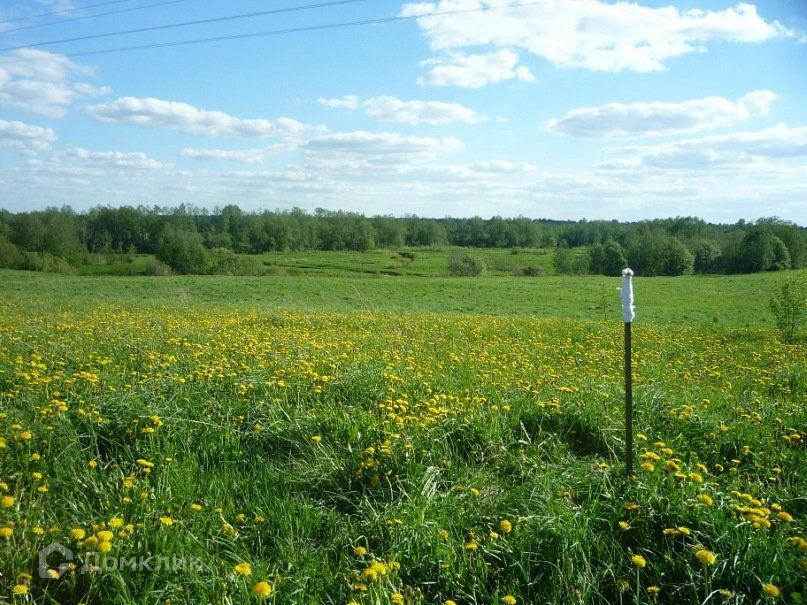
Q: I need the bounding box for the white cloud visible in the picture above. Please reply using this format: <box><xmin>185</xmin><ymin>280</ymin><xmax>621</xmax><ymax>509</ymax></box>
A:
<box><xmin>602</xmin><ymin>123</ymin><xmax>807</xmax><ymax>170</ymax></box>
<box><xmin>545</xmin><ymin>90</ymin><xmax>778</xmax><ymax>138</ymax></box>
<box><xmin>0</xmin><ymin>119</ymin><xmax>56</xmax><ymax>150</ymax></box>
<box><xmin>66</xmin><ymin>148</ymin><xmax>169</xmax><ymax>171</ymax></box>
<box><xmin>362</xmin><ymin>95</ymin><xmax>485</xmax><ymax>124</ymax></box>
<box><xmin>304</xmin><ymin>130</ymin><xmax>461</xmax><ymax>159</ymax></box>
<box><xmin>180</xmin><ymin>145</ymin><xmax>287</xmax><ymax>164</ymax></box>
<box><xmin>82</xmin><ymin>96</ymin><xmax>311</xmax><ymax>139</ymax></box>
<box><xmin>317</xmin><ymin>95</ymin><xmax>359</xmax><ymax>109</ymax></box>
<box><xmin>317</xmin><ymin>94</ymin><xmax>485</xmax><ymax>124</ymax></box>
<box><xmin>418</xmin><ymin>49</ymin><xmax>534</xmax><ymax>88</ymax></box>
<box><xmin>402</xmin><ymin>0</ymin><xmax>790</xmax><ymax>73</ymax></box>
<box><xmin>469</xmin><ymin>159</ymin><xmax>538</xmax><ymax>173</ymax></box>
<box><xmin>0</xmin><ymin>49</ymin><xmax>110</xmax><ymax>117</ymax></box>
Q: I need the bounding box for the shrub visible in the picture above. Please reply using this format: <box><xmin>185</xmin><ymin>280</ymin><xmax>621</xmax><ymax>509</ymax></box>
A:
<box><xmin>156</xmin><ymin>226</ymin><xmax>210</xmax><ymax>274</ymax></box>
<box><xmin>770</xmin><ymin>275</ymin><xmax>807</xmax><ymax>343</ymax></box>
<box><xmin>0</xmin><ymin>236</ymin><xmax>24</xmax><ymax>269</ymax></box>
<box><xmin>589</xmin><ymin>240</ymin><xmax>627</xmax><ymax>276</ymax></box>
<box><xmin>513</xmin><ymin>266</ymin><xmax>544</xmax><ymax>276</ymax></box>
<box><xmin>447</xmin><ymin>254</ymin><xmax>486</xmax><ymax>276</ymax></box>
<box><xmin>144</xmin><ymin>258</ymin><xmax>173</xmax><ymax>276</ymax></box>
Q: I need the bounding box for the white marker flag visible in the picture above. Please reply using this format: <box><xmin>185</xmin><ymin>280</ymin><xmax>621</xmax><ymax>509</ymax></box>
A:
<box><xmin>621</xmin><ymin>268</ymin><xmax>635</xmax><ymax>323</ymax></box>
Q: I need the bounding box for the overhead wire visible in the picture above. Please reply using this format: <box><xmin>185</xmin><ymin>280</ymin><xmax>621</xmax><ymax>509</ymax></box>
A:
<box><xmin>1</xmin><ymin>1</ymin><xmax>547</xmax><ymax>59</ymax></box>
<box><xmin>0</xmin><ymin>0</ymin><xmax>369</xmax><ymax>51</ymax></box>
<box><xmin>0</xmin><ymin>0</ymin><xmax>137</xmax><ymax>25</ymax></box>
<box><xmin>1</xmin><ymin>0</ymin><xmax>197</xmax><ymax>35</ymax></box>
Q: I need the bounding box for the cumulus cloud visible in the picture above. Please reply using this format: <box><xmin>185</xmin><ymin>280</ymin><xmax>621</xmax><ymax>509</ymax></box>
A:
<box><xmin>0</xmin><ymin>49</ymin><xmax>110</xmax><ymax>117</ymax></box>
<box><xmin>82</xmin><ymin>96</ymin><xmax>311</xmax><ymax>139</ymax></box>
<box><xmin>469</xmin><ymin>159</ymin><xmax>538</xmax><ymax>173</ymax></box>
<box><xmin>362</xmin><ymin>96</ymin><xmax>485</xmax><ymax>124</ymax></box>
<box><xmin>180</xmin><ymin>145</ymin><xmax>287</xmax><ymax>164</ymax></box>
<box><xmin>304</xmin><ymin>130</ymin><xmax>461</xmax><ymax>158</ymax></box>
<box><xmin>418</xmin><ymin>49</ymin><xmax>534</xmax><ymax>88</ymax></box>
<box><xmin>0</xmin><ymin>119</ymin><xmax>56</xmax><ymax>150</ymax></box>
<box><xmin>545</xmin><ymin>90</ymin><xmax>778</xmax><ymax>138</ymax></box>
<box><xmin>317</xmin><ymin>94</ymin><xmax>485</xmax><ymax>124</ymax></box>
<box><xmin>317</xmin><ymin>95</ymin><xmax>360</xmax><ymax>109</ymax></box>
<box><xmin>66</xmin><ymin>148</ymin><xmax>169</xmax><ymax>171</ymax></box>
<box><xmin>402</xmin><ymin>0</ymin><xmax>790</xmax><ymax>73</ymax></box>
<box><xmin>602</xmin><ymin>123</ymin><xmax>807</xmax><ymax>170</ymax></box>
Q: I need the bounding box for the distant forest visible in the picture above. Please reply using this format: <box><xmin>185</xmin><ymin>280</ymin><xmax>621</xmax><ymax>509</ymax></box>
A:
<box><xmin>0</xmin><ymin>205</ymin><xmax>803</xmax><ymax>276</ymax></box>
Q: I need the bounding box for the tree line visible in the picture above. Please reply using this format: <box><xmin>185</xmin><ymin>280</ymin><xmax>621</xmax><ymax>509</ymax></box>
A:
<box><xmin>0</xmin><ymin>205</ymin><xmax>803</xmax><ymax>276</ymax></box>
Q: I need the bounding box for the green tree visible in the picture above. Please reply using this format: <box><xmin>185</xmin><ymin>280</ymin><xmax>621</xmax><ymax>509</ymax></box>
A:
<box><xmin>156</xmin><ymin>226</ymin><xmax>210</xmax><ymax>274</ymax></box>
<box><xmin>770</xmin><ymin>275</ymin><xmax>807</xmax><ymax>343</ymax></box>
<box><xmin>733</xmin><ymin>229</ymin><xmax>791</xmax><ymax>273</ymax></box>
<box><xmin>692</xmin><ymin>240</ymin><xmax>722</xmax><ymax>273</ymax></box>
<box><xmin>658</xmin><ymin>237</ymin><xmax>694</xmax><ymax>276</ymax></box>
<box><xmin>589</xmin><ymin>240</ymin><xmax>627</xmax><ymax>276</ymax></box>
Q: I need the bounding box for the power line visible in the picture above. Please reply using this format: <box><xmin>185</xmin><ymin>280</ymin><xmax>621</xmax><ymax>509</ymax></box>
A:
<box><xmin>1</xmin><ymin>0</ymin><xmax>370</xmax><ymax>51</ymax></box>
<box><xmin>0</xmin><ymin>0</ymin><xmax>135</xmax><ymax>25</ymax></box>
<box><xmin>1</xmin><ymin>0</ymin><xmax>196</xmax><ymax>35</ymax></box>
<box><xmin>2</xmin><ymin>1</ymin><xmax>546</xmax><ymax>59</ymax></box>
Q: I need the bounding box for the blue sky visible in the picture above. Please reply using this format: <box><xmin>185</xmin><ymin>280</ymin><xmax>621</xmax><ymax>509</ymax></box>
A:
<box><xmin>0</xmin><ymin>0</ymin><xmax>805</xmax><ymax>222</ymax></box>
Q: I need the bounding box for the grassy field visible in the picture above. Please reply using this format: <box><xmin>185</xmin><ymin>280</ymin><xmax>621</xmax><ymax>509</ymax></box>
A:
<box><xmin>76</xmin><ymin>249</ymin><xmax>560</xmax><ymax>278</ymax></box>
<box><xmin>0</xmin><ymin>269</ymin><xmax>798</xmax><ymax>327</ymax></box>
<box><xmin>0</xmin><ymin>270</ymin><xmax>804</xmax><ymax>604</ymax></box>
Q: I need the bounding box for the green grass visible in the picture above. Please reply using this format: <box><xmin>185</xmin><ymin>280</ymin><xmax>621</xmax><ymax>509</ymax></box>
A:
<box><xmin>1</xmin><ymin>268</ymin><xmax>799</xmax><ymax>328</ymax></box>
<box><xmin>71</xmin><ymin>249</ymin><xmax>557</xmax><ymax>278</ymax></box>
<box><xmin>0</xmin><ymin>270</ymin><xmax>804</xmax><ymax>604</ymax></box>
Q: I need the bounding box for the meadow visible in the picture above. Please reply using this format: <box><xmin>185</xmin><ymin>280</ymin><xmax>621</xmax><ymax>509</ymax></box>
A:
<box><xmin>0</xmin><ymin>269</ymin><xmax>804</xmax><ymax>604</ymax></box>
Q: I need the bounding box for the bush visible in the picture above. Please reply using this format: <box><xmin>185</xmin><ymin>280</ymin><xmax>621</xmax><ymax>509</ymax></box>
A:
<box><xmin>156</xmin><ymin>226</ymin><xmax>210</xmax><ymax>274</ymax></box>
<box><xmin>658</xmin><ymin>237</ymin><xmax>694</xmax><ymax>276</ymax></box>
<box><xmin>770</xmin><ymin>275</ymin><xmax>807</xmax><ymax>343</ymax></box>
<box><xmin>589</xmin><ymin>240</ymin><xmax>627</xmax><ymax>276</ymax></box>
<box><xmin>447</xmin><ymin>254</ymin><xmax>486</xmax><ymax>276</ymax></box>
<box><xmin>209</xmin><ymin>248</ymin><xmax>265</xmax><ymax>276</ymax></box>
<box><xmin>144</xmin><ymin>258</ymin><xmax>173</xmax><ymax>276</ymax></box>
<box><xmin>513</xmin><ymin>265</ymin><xmax>544</xmax><ymax>276</ymax></box>
<box><xmin>0</xmin><ymin>236</ymin><xmax>24</xmax><ymax>269</ymax></box>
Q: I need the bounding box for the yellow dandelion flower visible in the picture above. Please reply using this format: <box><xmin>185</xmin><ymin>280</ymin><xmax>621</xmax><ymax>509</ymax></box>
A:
<box><xmin>695</xmin><ymin>549</ymin><xmax>716</xmax><ymax>566</ymax></box>
<box><xmin>391</xmin><ymin>593</ymin><xmax>404</xmax><ymax>604</ymax></box>
<box><xmin>353</xmin><ymin>546</ymin><xmax>367</xmax><ymax>556</ymax></box>
<box><xmin>12</xmin><ymin>585</ymin><xmax>28</xmax><ymax>595</ymax></box>
<box><xmin>631</xmin><ymin>554</ymin><xmax>646</xmax><ymax>568</ymax></box>
<box><xmin>502</xmin><ymin>596</ymin><xmax>517</xmax><ymax>605</ymax></box>
<box><xmin>252</xmin><ymin>581</ymin><xmax>272</xmax><ymax>599</ymax></box>
<box><xmin>499</xmin><ymin>519</ymin><xmax>512</xmax><ymax>534</ymax></box>
<box><xmin>762</xmin><ymin>584</ymin><xmax>780</xmax><ymax>598</ymax></box>
<box><xmin>234</xmin><ymin>562</ymin><xmax>252</xmax><ymax>576</ymax></box>
<box><xmin>2</xmin><ymin>495</ymin><xmax>14</xmax><ymax>508</ymax></box>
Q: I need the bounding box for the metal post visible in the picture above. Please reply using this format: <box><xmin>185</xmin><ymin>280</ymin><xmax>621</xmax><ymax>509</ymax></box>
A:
<box><xmin>620</xmin><ymin>268</ymin><xmax>635</xmax><ymax>477</ymax></box>
<box><xmin>625</xmin><ymin>321</ymin><xmax>633</xmax><ymax>476</ymax></box>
